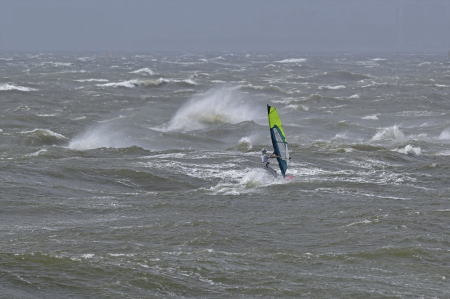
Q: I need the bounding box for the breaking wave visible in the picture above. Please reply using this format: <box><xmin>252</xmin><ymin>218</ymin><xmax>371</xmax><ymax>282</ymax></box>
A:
<box><xmin>164</xmin><ymin>86</ymin><xmax>259</xmax><ymax>131</ymax></box>
<box><xmin>315</xmin><ymin>71</ymin><xmax>370</xmax><ymax>81</ymax></box>
<box><xmin>68</xmin><ymin>122</ymin><xmax>138</xmax><ymax>150</ymax></box>
<box><xmin>318</xmin><ymin>85</ymin><xmax>346</xmax><ymax>90</ymax></box>
<box><xmin>40</xmin><ymin>61</ymin><xmax>73</xmax><ymax>67</ymax></box>
<box><xmin>130</xmin><ymin>68</ymin><xmax>155</xmax><ymax>75</ymax></box>
<box><xmin>21</xmin><ymin>128</ymin><xmax>67</xmax><ymax>145</ymax></box>
<box><xmin>237</xmin><ymin>136</ymin><xmax>253</xmax><ymax>152</ymax></box>
<box><xmin>393</xmin><ymin>144</ymin><xmax>421</xmax><ymax>156</ymax></box>
<box><xmin>362</xmin><ymin>114</ymin><xmax>379</xmax><ymax>120</ymax></box>
<box><xmin>438</xmin><ymin>128</ymin><xmax>450</xmax><ymax>140</ymax></box>
<box><xmin>370</xmin><ymin>125</ymin><xmax>406</xmax><ymax>144</ymax></box>
<box><xmin>97</xmin><ymin>78</ymin><xmax>196</xmax><ymax>88</ymax></box>
<box><xmin>275</xmin><ymin>58</ymin><xmax>307</xmax><ymax>64</ymax></box>
<box><xmin>0</xmin><ymin>83</ymin><xmax>37</xmax><ymax>92</ymax></box>
<box><xmin>239</xmin><ymin>83</ymin><xmax>290</xmax><ymax>94</ymax></box>
<box><xmin>75</xmin><ymin>78</ymin><xmax>109</xmax><ymax>83</ymax></box>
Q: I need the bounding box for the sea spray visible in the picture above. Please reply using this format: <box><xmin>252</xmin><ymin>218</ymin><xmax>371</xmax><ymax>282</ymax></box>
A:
<box><xmin>166</xmin><ymin>86</ymin><xmax>260</xmax><ymax>131</ymax></box>
<box><xmin>438</xmin><ymin>128</ymin><xmax>450</xmax><ymax>140</ymax></box>
<box><xmin>370</xmin><ymin>125</ymin><xmax>406</xmax><ymax>144</ymax></box>
<box><xmin>68</xmin><ymin>122</ymin><xmax>135</xmax><ymax>150</ymax></box>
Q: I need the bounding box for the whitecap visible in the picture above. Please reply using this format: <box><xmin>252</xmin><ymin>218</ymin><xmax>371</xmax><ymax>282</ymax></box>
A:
<box><xmin>68</xmin><ymin>123</ymin><xmax>135</xmax><ymax>150</ymax></box>
<box><xmin>26</xmin><ymin>149</ymin><xmax>48</xmax><ymax>157</ymax></box>
<box><xmin>0</xmin><ymin>83</ymin><xmax>37</xmax><ymax>92</ymax></box>
<box><xmin>77</xmin><ymin>57</ymin><xmax>94</xmax><ymax>62</ymax></box>
<box><xmin>21</xmin><ymin>128</ymin><xmax>68</xmax><ymax>140</ymax></box>
<box><xmin>345</xmin><ymin>219</ymin><xmax>373</xmax><ymax>227</ymax></box>
<box><xmin>439</xmin><ymin>128</ymin><xmax>450</xmax><ymax>140</ymax></box>
<box><xmin>238</xmin><ymin>136</ymin><xmax>253</xmax><ymax>151</ymax></box>
<box><xmin>75</xmin><ymin>78</ymin><xmax>109</xmax><ymax>83</ymax></box>
<box><xmin>130</xmin><ymin>67</ymin><xmax>155</xmax><ymax>75</ymax></box>
<box><xmin>275</xmin><ymin>58</ymin><xmax>307</xmax><ymax>63</ymax></box>
<box><xmin>362</xmin><ymin>114</ymin><xmax>379</xmax><ymax>120</ymax></box>
<box><xmin>40</xmin><ymin>61</ymin><xmax>73</xmax><ymax>67</ymax></box>
<box><xmin>163</xmin><ymin>86</ymin><xmax>258</xmax><ymax>131</ymax></box>
<box><xmin>318</xmin><ymin>85</ymin><xmax>346</xmax><ymax>90</ymax></box>
<box><xmin>97</xmin><ymin>78</ymin><xmax>196</xmax><ymax>88</ymax></box>
<box><xmin>370</xmin><ymin>125</ymin><xmax>406</xmax><ymax>144</ymax></box>
<box><xmin>207</xmin><ymin>168</ymin><xmax>288</xmax><ymax>195</ymax></box>
<box><xmin>393</xmin><ymin>144</ymin><xmax>421</xmax><ymax>156</ymax></box>
<box><xmin>285</xmin><ymin>104</ymin><xmax>309</xmax><ymax>111</ymax></box>
<box><xmin>348</xmin><ymin>94</ymin><xmax>360</xmax><ymax>99</ymax></box>
<box><xmin>97</xmin><ymin>79</ymin><xmax>140</xmax><ymax>88</ymax></box>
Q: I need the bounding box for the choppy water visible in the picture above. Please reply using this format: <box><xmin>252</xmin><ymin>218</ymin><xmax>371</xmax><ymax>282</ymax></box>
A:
<box><xmin>1</xmin><ymin>52</ymin><xmax>450</xmax><ymax>298</ymax></box>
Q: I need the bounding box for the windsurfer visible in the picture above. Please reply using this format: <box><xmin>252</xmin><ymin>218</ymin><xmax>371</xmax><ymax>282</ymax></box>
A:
<box><xmin>261</xmin><ymin>148</ymin><xmax>279</xmax><ymax>175</ymax></box>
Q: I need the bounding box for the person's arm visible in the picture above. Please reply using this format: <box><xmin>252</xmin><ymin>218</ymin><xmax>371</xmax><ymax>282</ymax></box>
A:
<box><xmin>270</xmin><ymin>153</ymin><xmax>279</xmax><ymax>158</ymax></box>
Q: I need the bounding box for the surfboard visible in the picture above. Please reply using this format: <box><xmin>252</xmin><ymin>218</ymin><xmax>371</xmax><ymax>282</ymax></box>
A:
<box><xmin>267</xmin><ymin>104</ymin><xmax>290</xmax><ymax>178</ymax></box>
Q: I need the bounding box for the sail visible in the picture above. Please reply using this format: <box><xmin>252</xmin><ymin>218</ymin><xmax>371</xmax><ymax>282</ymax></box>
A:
<box><xmin>267</xmin><ymin>105</ymin><xmax>289</xmax><ymax>177</ymax></box>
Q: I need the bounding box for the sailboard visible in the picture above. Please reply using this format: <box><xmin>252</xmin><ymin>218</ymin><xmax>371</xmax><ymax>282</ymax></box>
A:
<box><xmin>267</xmin><ymin>104</ymin><xmax>289</xmax><ymax>177</ymax></box>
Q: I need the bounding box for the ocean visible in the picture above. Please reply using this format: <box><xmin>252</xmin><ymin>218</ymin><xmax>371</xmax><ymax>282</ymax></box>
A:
<box><xmin>1</xmin><ymin>52</ymin><xmax>449</xmax><ymax>298</ymax></box>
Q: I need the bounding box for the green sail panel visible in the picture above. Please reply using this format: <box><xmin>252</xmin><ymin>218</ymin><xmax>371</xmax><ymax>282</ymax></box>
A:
<box><xmin>267</xmin><ymin>105</ymin><xmax>289</xmax><ymax>177</ymax></box>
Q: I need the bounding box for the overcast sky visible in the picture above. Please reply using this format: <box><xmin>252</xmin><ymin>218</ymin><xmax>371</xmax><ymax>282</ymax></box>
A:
<box><xmin>1</xmin><ymin>0</ymin><xmax>449</xmax><ymax>53</ymax></box>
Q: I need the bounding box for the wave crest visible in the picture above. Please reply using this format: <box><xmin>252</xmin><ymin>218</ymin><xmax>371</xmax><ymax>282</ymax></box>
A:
<box><xmin>0</xmin><ymin>83</ymin><xmax>37</xmax><ymax>92</ymax></box>
<box><xmin>165</xmin><ymin>86</ymin><xmax>259</xmax><ymax>131</ymax></box>
<box><xmin>97</xmin><ymin>78</ymin><xmax>196</xmax><ymax>88</ymax></box>
<box><xmin>21</xmin><ymin>129</ymin><xmax>67</xmax><ymax>145</ymax></box>
<box><xmin>370</xmin><ymin>125</ymin><xmax>406</xmax><ymax>144</ymax></box>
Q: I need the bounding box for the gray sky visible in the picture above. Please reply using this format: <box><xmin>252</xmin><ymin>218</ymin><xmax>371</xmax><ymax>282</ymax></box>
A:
<box><xmin>1</xmin><ymin>0</ymin><xmax>449</xmax><ymax>53</ymax></box>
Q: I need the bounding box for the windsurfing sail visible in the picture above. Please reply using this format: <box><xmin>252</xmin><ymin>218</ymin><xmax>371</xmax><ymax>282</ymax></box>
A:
<box><xmin>267</xmin><ymin>104</ymin><xmax>289</xmax><ymax>177</ymax></box>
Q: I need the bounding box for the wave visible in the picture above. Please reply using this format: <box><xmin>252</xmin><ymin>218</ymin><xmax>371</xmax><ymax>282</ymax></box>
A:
<box><xmin>164</xmin><ymin>86</ymin><xmax>260</xmax><ymax>131</ymax></box>
<box><xmin>285</xmin><ymin>104</ymin><xmax>309</xmax><ymax>111</ymax></box>
<box><xmin>77</xmin><ymin>56</ymin><xmax>94</xmax><ymax>62</ymax></box>
<box><xmin>315</xmin><ymin>71</ymin><xmax>371</xmax><ymax>81</ymax></box>
<box><xmin>362</xmin><ymin>114</ymin><xmax>378</xmax><ymax>120</ymax></box>
<box><xmin>208</xmin><ymin>168</ymin><xmax>289</xmax><ymax>195</ymax></box>
<box><xmin>318</xmin><ymin>85</ymin><xmax>346</xmax><ymax>90</ymax></box>
<box><xmin>370</xmin><ymin>125</ymin><xmax>406</xmax><ymax>144</ymax></box>
<box><xmin>239</xmin><ymin>83</ymin><xmax>290</xmax><ymax>94</ymax></box>
<box><xmin>97</xmin><ymin>78</ymin><xmax>196</xmax><ymax>88</ymax></box>
<box><xmin>74</xmin><ymin>78</ymin><xmax>109</xmax><ymax>83</ymax></box>
<box><xmin>275</xmin><ymin>58</ymin><xmax>307</xmax><ymax>63</ymax></box>
<box><xmin>359</xmin><ymin>80</ymin><xmax>390</xmax><ymax>88</ymax></box>
<box><xmin>0</xmin><ymin>83</ymin><xmax>37</xmax><ymax>92</ymax></box>
<box><xmin>20</xmin><ymin>128</ymin><xmax>68</xmax><ymax>145</ymax></box>
<box><xmin>237</xmin><ymin>136</ymin><xmax>253</xmax><ymax>152</ymax></box>
<box><xmin>40</xmin><ymin>61</ymin><xmax>73</xmax><ymax>67</ymax></box>
<box><xmin>393</xmin><ymin>144</ymin><xmax>421</xmax><ymax>156</ymax></box>
<box><xmin>68</xmin><ymin>122</ymin><xmax>138</xmax><ymax>150</ymax></box>
<box><xmin>438</xmin><ymin>128</ymin><xmax>450</xmax><ymax>140</ymax></box>
<box><xmin>130</xmin><ymin>67</ymin><xmax>155</xmax><ymax>75</ymax></box>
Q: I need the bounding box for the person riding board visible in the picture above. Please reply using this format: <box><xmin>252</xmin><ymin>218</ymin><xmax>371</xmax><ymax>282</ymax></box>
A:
<box><xmin>261</xmin><ymin>148</ymin><xmax>279</xmax><ymax>176</ymax></box>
